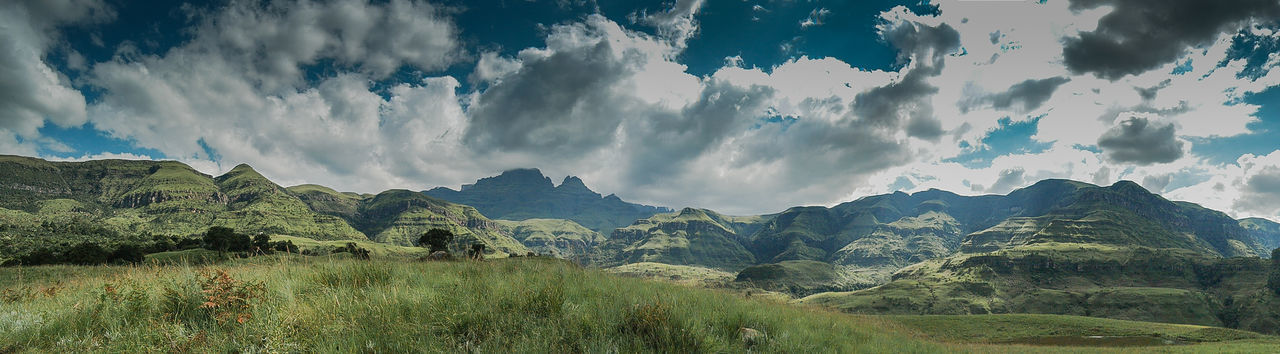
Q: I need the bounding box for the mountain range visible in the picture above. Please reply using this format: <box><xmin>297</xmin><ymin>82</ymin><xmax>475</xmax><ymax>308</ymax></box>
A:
<box><xmin>425</xmin><ymin>168</ymin><xmax>671</xmax><ymax>232</ymax></box>
<box><xmin>2</xmin><ymin>154</ymin><xmax>1279</xmax><ymax>333</ymax></box>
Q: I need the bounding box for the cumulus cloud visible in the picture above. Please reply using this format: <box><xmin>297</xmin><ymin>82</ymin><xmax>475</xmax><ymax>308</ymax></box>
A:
<box><xmin>640</xmin><ymin>0</ymin><xmax>705</xmax><ymax>48</ymax></box>
<box><xmin>851</xmin><ymin>7</ymin><xmax>960</xmax><ymax>140</ymax></box>
<box><xmin>7</xmin><ymin>0</ymin><xmax>1280</xmax><ymax>221</ymax></box>
<box><xmin>180</xmin><ymin>0</ymin><xmax>460</xmax><ymax>91</ymax></box>
<box><xmin>464</xmin><ymin>39</ymin><xmax>635</xmax><ymax>156</ymax></box>
<box><xmin>1236</xmin><ymin>166</ymin><xmax>1280</xmax><ymax>216</ymax></box>
<box><xmin>0</xmin><ymin>0</ymin><xmax>111</xmax><ymax>140</ymax></box>
<box><xmin>82</xmin><ymin>0</ymin><xmax>469</xmax><ymax>191</ymax></box>
<box><xmin>1063</xmin><ymin>0</ymin><xmax>1280</xmax><ymax>79</ymax></box>
<box><xmin>1097</xmin><ymin>116</ymin><xmax>1186</xmax><ymax>165</ymax></box>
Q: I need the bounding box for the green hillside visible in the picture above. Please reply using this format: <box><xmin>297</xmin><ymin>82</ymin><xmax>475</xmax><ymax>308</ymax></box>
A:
<box><xmin>495</xmin><ymin>218</ymin><xmax>603</xmax><ymax>258</ymax></box>
<box><xmin>212</xmin><ymin>165</ymin><xmax>368</xmax><ymax>241</ymax></box>
<box><xmin>285</xmin><ymin>184</ymin><xmax>365</xmax><ymax>221</ymax></box>
<box><xmin>354</xmin><ymin>190</ymin><xmax>528</xmax><ymax>255</ymax></box>
<box><xmin>595</xmin><ymin>208</ymin><xmax>762</xmax><ymax>270</ymax></box>
<box><xmin>1241</xmin><ymin>217</ymin><xmax>1280</xmax><ymax>252</ymax></box>
<box><xmin>800</xmin><ymin>242</ymin><xmax>1280</xmax><ymax>335</ymax></box>
<box><xmin>425</xmin><ymin>169</ymin><xmax>671</xmax><ymax>232</ymax></box>
<box><xmin>0</xmin><ymin>155</ymin><xmax>532</xmax><ymax>261</ymax></box>
<box><xmin>735</xmin><ymin>179</ymin><xmax>1270</xmax><ymax>296</ymax></box>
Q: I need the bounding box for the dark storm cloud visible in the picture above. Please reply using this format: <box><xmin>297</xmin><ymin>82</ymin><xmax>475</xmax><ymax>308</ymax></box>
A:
<box><xmin>1064</xmin><ymin>0</ymin><xmax>1280</xmax><ymax>80</ymax></box>
<box><xmin>624</xmin><ymin>81</ymin><xmax>773</xmax><ymax>185</ymax></box>
<box><xmin>1097</xmin><ymin>117</ymin><xmax>1185</xmax><ymax>165</ymax></box>
<box><xmin>961</xmin><ymin>77</ymin><xmax>1071</xmax><ymax>113</ymax></box>
<box><xmin>464</xmin><ymin>40</ymin><xmax>634</xmax><ymax>157</ymax></box>
<box><xmin>989</xmin><ymin>77</ymin><xmax>1071</xmax><ymax>111</ymax></box>
<box><xmin>853</xmin><ymin>20</ymin><xmax>959</xmax><ymax>140</ymax></box>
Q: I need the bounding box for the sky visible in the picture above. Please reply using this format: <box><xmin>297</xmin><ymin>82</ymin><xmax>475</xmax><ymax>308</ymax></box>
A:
<box><xmin>2</xmin><ymin>0</ymin><xmax>1280</xmax><ymax>218</ymax></box>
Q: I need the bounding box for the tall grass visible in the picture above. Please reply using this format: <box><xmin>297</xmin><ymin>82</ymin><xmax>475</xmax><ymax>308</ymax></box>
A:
<box><xmin>3</xmin><ymin>257</ymin><xmax>1276</xmax><ymax>353</ymax></box>
<box><xmin>0</xmin><ymin>257</ymin><xmax>946</xmax><ymax>353</ymax></box>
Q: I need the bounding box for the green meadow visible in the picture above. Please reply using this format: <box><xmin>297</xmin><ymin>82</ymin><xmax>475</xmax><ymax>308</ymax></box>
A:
<box><xmin>2</xmin><ymin>256</ymin><xmax>1278</xmax><ymax>353</ymax></box>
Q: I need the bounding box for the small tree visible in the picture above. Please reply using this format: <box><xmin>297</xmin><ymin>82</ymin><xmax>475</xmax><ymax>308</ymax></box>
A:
<box><xmin>418</xmin><ymin>229</ymin><xmax>454</xmax><ymax>253</ymax></box>
<box><xmin>229</xmin><ymin>232</ymin><xmax>253</xmax><ymax>252</ymax></box>
<box><xmin>204</xmin><ymin>226</ymin><xmax>237</xmax><ymax>252</ymax></box>
<box><xmin>253</xmin><ymin>234</ymin><xmax>271</xmax><ymax>253</ymax></box>
<box><xmin>271</xmin><ymin>240</ymin><xmax>299</xmax><ymax>254</ymax></box>
<box><xmin>468</xmin><ymin>243</ymin><xmax>486</xmax><ymax>260</ymax></box>
<box><xmin>344</xmin><ymin>243</ymin><xmax>371</xmax><ymax>260</ymax></box>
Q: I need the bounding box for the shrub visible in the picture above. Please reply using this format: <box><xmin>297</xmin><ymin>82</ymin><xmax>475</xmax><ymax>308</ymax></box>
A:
<box><xmin>344</xmin><ymin>243</ymin><xmax>371</xmax><ymax>260</ymax></box>
<box><xmin>198</xmin><ymin>270</ymin><xmax>265</xmax><ymax>325</ymax></box>
<box><xmin>468</xmin><ymin>243</ymin><xmax>486</xmax><ymax>260</ymax></box>
<box><xmin>204</xmin><ymin>226</ymin><xmax>252</xmax><ymax>252</ymax></box>
<box><xmin>418</xmin><ymin>229</ymin><xmax>454</xmax><ymax>253</ymax></box>
<box><xmin>253</xmin><ymin>234</ymin><xmax>272</xmax><ymax>253</ymax></box>
<box><xmin>64</xmin><ymin>242</ymin><xmax>109</xmax><ymax>265</ymax></box>
<box><xmin>271</xmin><ymin>240</ymin><xmax>299</xmax><ymax>253</ymax></box>
<box><xmin>619</xmin><ymin>300</ymin><xmax>701</xmax><ymax>352</ymax></box>
<box><xmin>109</xmin><ymin>243</ymin><xmax>146</xmax><ymax>264</ymax></box>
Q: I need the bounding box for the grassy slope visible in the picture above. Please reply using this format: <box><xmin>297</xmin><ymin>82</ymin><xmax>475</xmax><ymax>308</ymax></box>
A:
<box><xmin>355</xmin><ymin>190</ymin><xmax>529</xmax><ymax>255</ymax></box>
<box><xmin>799</xmin><ymin>242</ymin><xmax>1280</xmax><ymax>334</ymax></box>
<box><xmin>596</xmin><ymin>208</ymin><xmax>759</xmax><ymax>271</ymax></box>
<box><xmin>285</xmin><ymin>184</ymin><xmax>365</xmax><ymax>221</ymax></box>
<box><xmin>1</xmin><ymin>258</ymin><xmax>1276</xmax><ymax>353</ymax></box>
<box><xmin>606</xmin><ymin>262</ymin><xmax>736</xmax><ymax>287</ymax></box>
<box><xmin>494</xmin><ymin>218</ymin><xmax>603</xmax><ymax>258</ymax></box>
<box><xmin>0</xmin><ymin>258</ymin><xmax>948</xmax><ymax>353</ymax></box>
<box><xmin>212</xmin><ymin>165</ymin><xmax>367</xmax><ymax>241</ymax></box>
<box><xmin>1241</xmin><ymin>217</ymin><xmax>1280</xmax><ymax>252</ymax></box>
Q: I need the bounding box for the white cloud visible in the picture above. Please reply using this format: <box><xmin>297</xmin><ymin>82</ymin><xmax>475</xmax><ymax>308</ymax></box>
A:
<box><xmin>7</xmin><ymin>0</ymin><xmax>1279</xmax><ymax>221</ymax></box>
<box><xmin>0</xmin><ymin>0</ymin><xmax>110</xmax><ymax>140</ymax></box>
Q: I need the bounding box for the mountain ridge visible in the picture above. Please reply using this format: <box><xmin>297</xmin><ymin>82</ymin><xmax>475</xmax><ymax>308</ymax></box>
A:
<box><xmin>425</xmin><ymin>168</ymin><xmax>672</xmax><ymax>232</ymax></box>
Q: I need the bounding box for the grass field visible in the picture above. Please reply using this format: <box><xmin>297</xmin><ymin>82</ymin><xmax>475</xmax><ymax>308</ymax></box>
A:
<box><xmin>1</xmin><ymin>256</ymin><xmax>1277</xmax><ymax>353</ymax></box>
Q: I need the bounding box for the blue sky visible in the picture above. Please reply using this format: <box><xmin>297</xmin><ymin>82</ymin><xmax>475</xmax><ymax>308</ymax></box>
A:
<box><xmin>3</xmin><ymin>0</ymin><xmax>1280</xmax><ymax>218</ymax></box>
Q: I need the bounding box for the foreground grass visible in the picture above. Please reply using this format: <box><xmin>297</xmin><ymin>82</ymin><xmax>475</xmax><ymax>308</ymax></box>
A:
<box><xmin>0</xmin><ymin>257</ymin><xmax>945</xmax><ymax>352</ymax></box>
<box><xmin>2</xmin><ymin>257</ymin><xmax>1278</xmax><ymax>353</ymax></box>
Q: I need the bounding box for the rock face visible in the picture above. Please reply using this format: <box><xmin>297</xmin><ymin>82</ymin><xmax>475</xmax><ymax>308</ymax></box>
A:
<box><xmin>424</xmin><ymin>169</ymin><xmax>671</xmax><ymax>232</ymax></box>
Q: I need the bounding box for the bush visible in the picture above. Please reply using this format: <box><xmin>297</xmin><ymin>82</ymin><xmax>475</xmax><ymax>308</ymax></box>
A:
<box><xmin>110</xmin><ymin>243</ymin><xmax>146</xmax><ymax>264</ymax></box>
<box><xmin>253</xmin><ymin>234</ymin><xmax>271</xmax><ymax>253</ymax></box>
<box><xmin>345</xmin><ymin>243</ymin><xmax>371</xmax><ymax>260</ymax></box>
<box><xmin>64</xmin><ymin>242</ymin><xmax>109</xmax><ymax>265</ymax></box>
<box><xmin>619</xmin><ymin>300</ymin><xmax>701</xmax><ymax>352</ymax></box>
<box><xmin>203</xmin><ymin>226</ymin><xmax>252</xmax><ymax>253</ymax></box>
<box><xmin>271</xmin><ymin>240</ymin><xmax>299</xmax><ymax>253</ymax></box>
<box><xmin>418</xmin><ymin>229</ymin><xmax>454</xmax><ymax>253</ymax></box>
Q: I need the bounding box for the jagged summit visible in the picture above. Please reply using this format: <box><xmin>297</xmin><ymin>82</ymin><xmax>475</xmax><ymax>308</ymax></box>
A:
<box><xmin>424</xmin><ymin>169</ymin><xmax>670</xmax><ymax>232</ymax></box>
<box><xmin>558</xmin><ymin>175</ymin><xmax>590</xmax><ymax>190</ymax></box>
